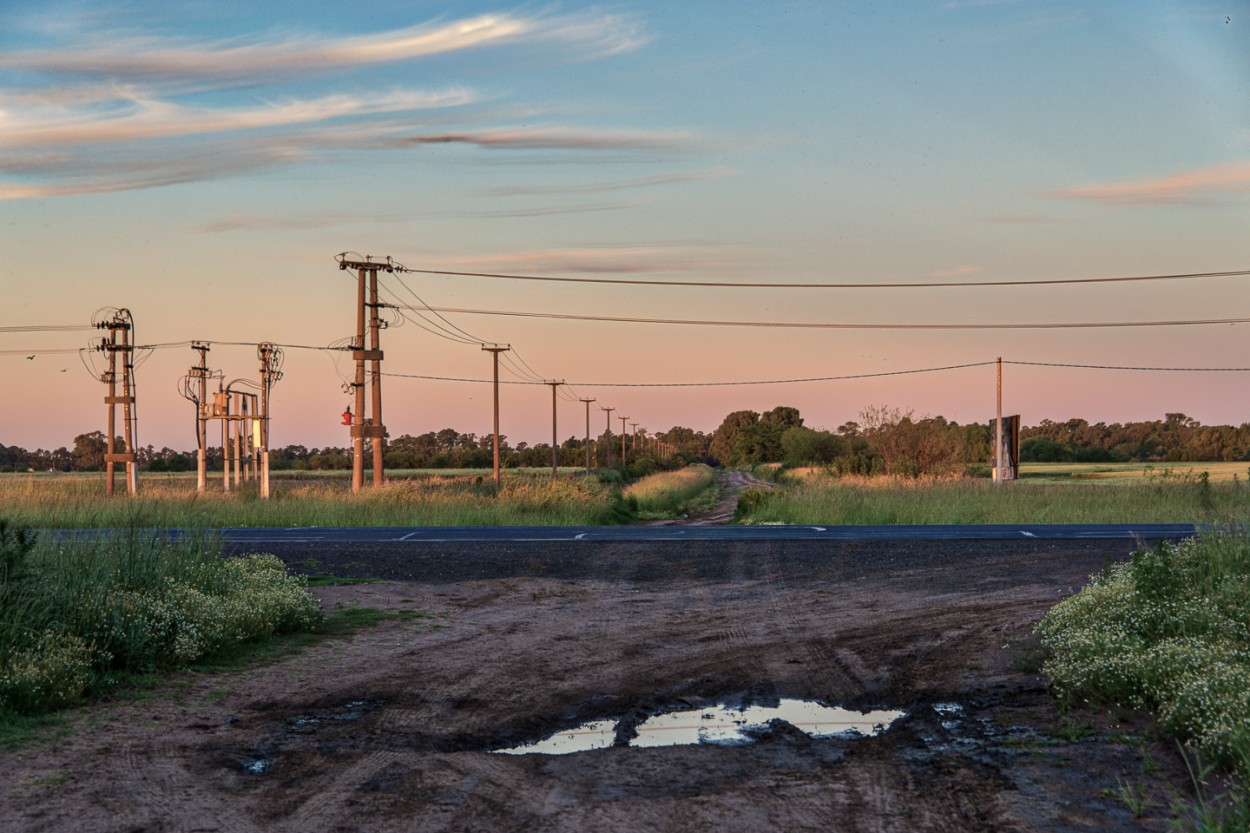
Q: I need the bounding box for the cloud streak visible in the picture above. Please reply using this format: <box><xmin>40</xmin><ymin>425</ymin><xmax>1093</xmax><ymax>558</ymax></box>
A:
<box><xmin>0</xmin><ymin>10</ymin><xmax>682</xmax><ymax>200</ymax></box>
<box><xmin>1047</xmin><ymin>161</ymin><xmax>1250</xmax><ymax>205</ymax></box>
<box><xmin>0</xmin><ymin>13</ymin><xmax>645</xmax><ymax>82</ymax></box>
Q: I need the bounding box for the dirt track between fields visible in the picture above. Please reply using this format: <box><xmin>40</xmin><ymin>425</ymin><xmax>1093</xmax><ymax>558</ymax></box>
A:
<box><xmin>1</xmin><ymin>532</ymin><xmax>1200</xmax><ymax>833</ymax></box>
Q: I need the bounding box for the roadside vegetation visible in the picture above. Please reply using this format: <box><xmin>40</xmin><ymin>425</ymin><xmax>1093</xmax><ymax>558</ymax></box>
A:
<box><xmin>1037</xmin><ymin>532</ymin><xmax>1250</xmax><ymax>829</ymax></box>
<box><xmin>0</xmin><ymin>471</ymin><xmax>632</xmax><ymax>528</ymax></box>
<box><xmin>623</xmin><ymin>464</ymin><xmax>718</xmax><ymax>520</ymax></box>
<box><xmin>734</xmin><ymin>471</ymin><xmax>1248</xmax><ymax>525</ymax></box>
<box><xmin>0</xmin><ymin>520</ymin><xmax>321</xmax><ymax>724</ymax></box>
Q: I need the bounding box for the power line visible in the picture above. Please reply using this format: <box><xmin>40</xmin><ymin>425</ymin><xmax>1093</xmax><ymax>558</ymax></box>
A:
<box><xmin>1007</xmin><ymin>360</ymin><xmax>1250</xmax><ymax>372</ymax></box>
<box><xmin>405</xmin><ymin>305</ymin><xmax>1250</xmax><ymax>331</ymax></box>
<box><xmin>381</xmin><ymin>358</ymin><xmax>1250</xmax><ymax>389</ymax></box>
<box><xmin>395</xmin><ymin>266</ymin><xmax>1250</xmax><ymax>290</ymax></box>
<box><xmin>0</xmin><ymin>324</ymin><xmax>96</xmax><ymax>333</ymax></box>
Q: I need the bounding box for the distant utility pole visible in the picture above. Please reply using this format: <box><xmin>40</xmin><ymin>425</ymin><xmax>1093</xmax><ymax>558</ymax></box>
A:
<box><xmin>619</xmin><ymin>415</ymin><xmax>630</xmax><ymax>465</ymax></box>
<box><xmin>339</xmin><ymin>256</ymin><xmax>391</xmax><ymax>492</ymax></box>
<box><xmin>257</xmin><ymin>343</ymin><xmax>283</xmax><ymax>499</ymax></box>
<box><xmin>630</xmin><ymin>422</ymin><xmax>638</xmax><ymax>458</ymax></box>
<box><xmin>181</xmin><ymin>342</ymin><xmax>212</xmax><ymax>492</ymax></box>
<box><xmin>546</xmin><ymin>380</ymin><xmax>564</xmax><ymax>479</ymax></box>
<box><xmin>994</xmin><ymin>356</ymin><xmax>1003</xmax><ymax>485</ymax></box>
<box><xmin>580</xmin><ymin>398</ymin><xmax>596</xmax><ymax>473</ymax></box>
<box><xmin>601</xmin><ymin>406</ymin><xmax>615</xmax><ymax>467</ymax></box>
<box><xmin>95</xmin><ymin>309</ymin><xmax>138</xmax><ymax>496</ymax></box>
<box><xmin>483</xmin><ymin>344</ymin><xmax>511</xmax><ymax>487</ymax></box>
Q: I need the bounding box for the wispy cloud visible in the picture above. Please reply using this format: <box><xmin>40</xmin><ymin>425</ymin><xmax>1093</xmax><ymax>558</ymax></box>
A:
<box><xmin>0</xmin><ymin>13</ymin><xmax>645</xmax><ymax>82</ymax></box>
<box><xmin>482</xmin><ymin>169</ymin><xmax>730</xmax><ymax>196</ymax></box>
<box><xmin>0</xmin><ymin>89</ymin><xmax>475</xmax><ymax>148</ymax></box>
<box><xmin>0</xmin><ymin>10</ymin><xmax>675</xmax><ymax>200</ymax></box>
<box><xmin>392</xmin><ymin>127</ymin><xmax>698</xmax><ymax>152</ymax></box>
<box><xmin>1046</xmin><ymin>161</ymin><xmax>1250</xmax><ymax>205</ymax></box>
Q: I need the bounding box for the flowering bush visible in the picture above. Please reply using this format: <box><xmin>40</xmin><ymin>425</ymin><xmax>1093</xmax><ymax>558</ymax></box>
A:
<box><xmin>1038</xmin><ymin>535</ymin><xmax>1250</xmax><ymax>779</ymax></box>
<box><xmin>0</xmin><ymin>527</ymin><xmax>322</xmax><ymax>715</ymax></box>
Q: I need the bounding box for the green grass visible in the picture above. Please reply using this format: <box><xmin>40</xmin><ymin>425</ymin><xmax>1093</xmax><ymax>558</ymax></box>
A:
<box><xmin>1037</xmin><ymin>532</ymin><xmax>1250</xmax><ymax>828</ymax></box>
<box><xmin>1020</xmin><ymin>461</ymin><xmax>1250</xmax><ymax>484</ymax></box>
<box><xmin>0</xmin><ymin>602</ymin><xmax>430</xmax><ymax>751</ymax></box>
<box><xmin>622</xmin><ymin>464</ymin><xmax>719</xmax><ymax>519</ymax></box>
<box><xmin>0</xmin><ymin>520</ymin><xmax>322</xmax><ymax>717</ymax></box>
<box><xmin>734</xmin><ymin>473</ymin><xmax>1249</xmax><ymax>525</ymax></box>
<box><xmin>0</xmin><ymin>471</ymin><xmax>625</xmax><ymax>528</ymax></box>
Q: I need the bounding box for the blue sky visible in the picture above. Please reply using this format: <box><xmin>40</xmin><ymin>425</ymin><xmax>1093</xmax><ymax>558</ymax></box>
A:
<box><xmin>2</xmin><ymin>1</ymin><xmax>1248</xmax><ymax>450</ymax></box>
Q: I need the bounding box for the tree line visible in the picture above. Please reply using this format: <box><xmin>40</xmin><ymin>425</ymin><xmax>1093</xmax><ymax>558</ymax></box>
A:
<box><xmin>3</xmin><ymin>410</ymin><xmax>1247</xmax><ymax>475</ymax></box>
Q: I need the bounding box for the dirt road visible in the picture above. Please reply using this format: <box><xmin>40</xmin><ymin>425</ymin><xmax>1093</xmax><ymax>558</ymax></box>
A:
<box><xmin>2</xmin><ymin>537</ymin><xmax>1193</xmax><ymax>832</ymax></box>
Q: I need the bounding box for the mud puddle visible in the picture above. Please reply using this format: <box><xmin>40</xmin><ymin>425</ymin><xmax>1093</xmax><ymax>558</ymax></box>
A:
<box><xmin>495</xmin><ymin>699</ymin><xmax>906</xmax><ymax>755</ymax></box>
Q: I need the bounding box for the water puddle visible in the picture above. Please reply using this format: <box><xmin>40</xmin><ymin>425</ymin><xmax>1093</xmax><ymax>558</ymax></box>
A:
<box><xmin>495</xmin><ymin>700</ymin><xmax>905</xmax><ymax>756</ymax></box>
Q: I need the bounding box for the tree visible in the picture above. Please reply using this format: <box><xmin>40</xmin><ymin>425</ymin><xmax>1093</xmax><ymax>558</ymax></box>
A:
<box><xmin>709</xmin><ymin>410</ymin><xmax>759</xmax><ymax>465</ymax></box>
<box><xmin>72</xmin><ymin>431</ymin><xmax>107</xmax><ymax>471</ymax></box>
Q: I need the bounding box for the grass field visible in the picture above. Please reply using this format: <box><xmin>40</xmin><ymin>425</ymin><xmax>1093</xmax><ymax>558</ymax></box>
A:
<box><xmin>1020</xmin><ymin>461</ymin><xmax>1250</xmax><ymax>484</ymax></box>
<box><xmin>738</xmin><ymin>470</ymin><xmax>1250</xmax><ymax>525</ymax></box>
<box><xmin>0</xmin><ymin>470</ymin><xmax>625</xmax><ymax>528</ymax></box>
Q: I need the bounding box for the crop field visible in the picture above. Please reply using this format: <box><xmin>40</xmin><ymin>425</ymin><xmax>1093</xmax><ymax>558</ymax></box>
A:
<box><xmin>1020</xmin><ymin>461</ymin><xmax>1250</xmax><ymax>484</ymax></box>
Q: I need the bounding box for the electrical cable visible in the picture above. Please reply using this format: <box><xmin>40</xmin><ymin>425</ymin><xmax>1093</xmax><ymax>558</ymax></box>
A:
<box><xmin>394</xmin><ymin>266</ymin><xmax>1250</xmax><ymax>290</ymax></box>
<box><xmin>0</xmin><ymin>324</ymin><xmax>97</xmax><ymax>333</ymax></box>
<box><xmin>406</xmin><ymin>305</ymin><xmax>1250</xmax><ymax>330</ymax></box>
<box><xmin>1006</xmin><ymin>360</ymin><xmax>1250</xmax><ymax>372</ymax></box>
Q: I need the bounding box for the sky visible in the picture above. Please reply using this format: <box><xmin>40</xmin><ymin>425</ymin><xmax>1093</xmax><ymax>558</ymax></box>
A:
<box><xmin>2</xmin><ymin>0</ymin><xmax>1249</xmax><ymax>452</ymax></box>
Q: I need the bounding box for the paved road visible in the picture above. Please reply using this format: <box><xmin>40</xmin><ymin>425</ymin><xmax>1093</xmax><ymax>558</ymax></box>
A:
<box><xmin>223</xmin><ymin>522</ymin><xmax>1195</xmax><ymax>546</ymax></box>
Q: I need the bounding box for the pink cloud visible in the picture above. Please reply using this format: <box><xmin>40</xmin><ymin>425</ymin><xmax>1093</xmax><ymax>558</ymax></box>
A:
<box><xmin>1047</xmin><ymin>161</ymin><xmax>1250</xmax><ymax>205</ymax></box>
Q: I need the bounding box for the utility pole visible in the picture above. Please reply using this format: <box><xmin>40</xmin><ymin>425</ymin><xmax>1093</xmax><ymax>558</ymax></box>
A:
<box><xmin>546</xmin><ymin>380</ymin><xmax>564</xmax><ymax>479</ymax></box>
<box><xmin>96</xmin><ymin>309</ymin><xmax>138</xmax><ymax>496</ymax></box>
<box><xmin>483</xmin><ymin>344</ymin><xmax>511</xmax><ymax>487</ymax></box>
<box><xmin>191</xmin><ymin>343</ymin><xmax>210</xmax><ymax>492</ymax></box>
<box><xmin>338</xmin><ymin>256</ymin><xmax>391</xmax><ymax>492</ymax></box>
<box><xmin>630</xmin><ymin>422</ymin><xmax>638</xmax><ymax>460</ymax></box>
<box><xmin>257</xmin><ymin>343</ymin><xmax>283</xmax><ymax>499</ymax></box>
<box><xmin>619</xmin><ymin>415</ymin><xmax>629</xmax><ymax>465</ymax></box>
<box><xmin>994</xmin><ymin>356</ymin><xmax>1003</xmax><ymax>485</ymax></box>
<box><xmin>597</xmin><ymin>407</ymin><xmax>612</xmax><ymax>467</ymax></box>
<box><xmin>580</xmin><ymin>398</ymin><xmax>595</xmax><ymax>473</ymax></box>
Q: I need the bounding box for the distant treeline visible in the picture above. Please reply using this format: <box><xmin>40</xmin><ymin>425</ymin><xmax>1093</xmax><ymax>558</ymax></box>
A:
<box><xmin>3</xmin><ymin>410</ymin><xmax>1247</xmax><ymax>475</ymax></box>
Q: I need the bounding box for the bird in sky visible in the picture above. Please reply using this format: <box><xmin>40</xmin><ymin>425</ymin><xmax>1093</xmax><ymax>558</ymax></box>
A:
<box><xmin>26</xmin><ymin>355</ymin><xmax>35</xmax><ymax>360</ymax></box>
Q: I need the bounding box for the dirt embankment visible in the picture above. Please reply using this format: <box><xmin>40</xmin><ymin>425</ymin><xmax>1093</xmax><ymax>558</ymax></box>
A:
<box><xmin>1</xmin><ymin>536</ymin><xmax>1199</xmax><ymax>833</ymax></box>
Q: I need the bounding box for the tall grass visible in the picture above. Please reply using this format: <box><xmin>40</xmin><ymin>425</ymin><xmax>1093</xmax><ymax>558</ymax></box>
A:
<box><xmin>0</xmin><ymin>472</ymin><xmax>623</xmax><ymax>528</ymax></box>
<box><xmin>1038</xmin><ymin>533</ymin><xmax>1250</xmax><ymax>825</ymax></box>
<box><xmin>735</xmin><ymin>473</ymin><xmax>1249</xmax><ymax>525</ymax></box>
<box><xmin>623</xmin><ymin>464</ymin><xmax>718</xmax><ymax>519</ymax></box>
<box><xmin>0</xmin><ymin>521</ymin><xmax>321</xmax><ymax>715</ymax></box>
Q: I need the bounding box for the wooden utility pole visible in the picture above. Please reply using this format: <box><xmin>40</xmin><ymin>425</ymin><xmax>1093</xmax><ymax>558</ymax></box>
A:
<box><xmin>483</xmin><ymin>345</ymin><xmax>511</xmax><ymax>487</ymax></box>
<box><xmin>339</xmin><ymin>257</ymin><xmax>391</xmax><ymax>492</ymax></box>
<box><xmin>546</xmin><ymin>381</ymin><xmax>564</xmax><ymax>479</ymax></box>
<box><xmin>192</xmin><ymin>343</ymin><xmax>210</xmax><ymax>492</ymax></box>
<box><xmin>96</xmin><ymin>310</ymin><xmax>138</xmax><ymax>496</ymax></box>
<box><xmin>580</xmin><ymin>398</ymin><xmax>595</xmax><ymax>473</ymax></box>
<box><xmin>257</xmin><ymin>343</ymin><xmax>283</xmax><ymax>499</ymax></box>
<box><xmin>619</xmin><ymin>415</ymin><xmax>629</xmax><ymax>465</ymax></box>
<box><xmin>601</xmin><ymin>406</ymin><xmax>615</xmax><ymax>466</ymax></box>
<box><xmin>994</xmin><ymin>357</ymin><xmax>1003</xmax><ymax>485</ymax></box>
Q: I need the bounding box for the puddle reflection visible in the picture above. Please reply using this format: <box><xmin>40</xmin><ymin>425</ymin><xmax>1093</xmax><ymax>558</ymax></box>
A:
<box><xmin>495</xmin><ymin>700</ymin><xmax>905</xmax><ymax>756</ymax></box>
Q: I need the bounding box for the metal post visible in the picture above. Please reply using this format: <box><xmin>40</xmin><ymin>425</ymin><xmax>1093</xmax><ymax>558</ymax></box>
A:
<box><xmin>580</xmin><ymin>398</ymin><xmax>595</xmax><ymax>473</ymax></box>
<box><xmin>195</xmin><ymin>344</ymin><xmax>209</xmax><ymax>492</ymax></box>
<box><xmin>221</xmin><ymin>385</ymin><xmax>230</xmax><ymax>492</ymax></box>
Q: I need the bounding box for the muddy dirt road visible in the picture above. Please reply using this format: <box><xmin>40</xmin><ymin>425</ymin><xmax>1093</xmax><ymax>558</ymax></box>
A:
<box><xmin>2</xmin><ymin>537</ymin><xmax>1194</xmax><ymax>832</ymax></box>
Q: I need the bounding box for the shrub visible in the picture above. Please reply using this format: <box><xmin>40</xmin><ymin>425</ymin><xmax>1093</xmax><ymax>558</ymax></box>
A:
<box><xmin>0</xmin><ymin>524</ymin><xmax>322</xmax><ymax>715</ymax></box>
<box><xmin>1038</xmin><ymin>535</ymin><xmax>1250</xmax><ymax>780</ymax></box>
